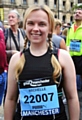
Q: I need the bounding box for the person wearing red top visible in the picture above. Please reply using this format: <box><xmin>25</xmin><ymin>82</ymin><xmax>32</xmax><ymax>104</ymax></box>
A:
<box><xmin>0</xmin><ymin>28</ymin><xmax>8</xmax><ymax>105</ymax></box>
<box><xmin>0</xmin><ymin>29</ymin><xmax>8</xmax><ymax>73</ymax></box>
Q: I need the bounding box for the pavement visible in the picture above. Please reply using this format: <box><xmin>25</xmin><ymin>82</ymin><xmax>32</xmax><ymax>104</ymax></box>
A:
<box><xmin>0</xmin><ymin>103</ymin><xmax>4</xmax><ymax>120</ymax></box>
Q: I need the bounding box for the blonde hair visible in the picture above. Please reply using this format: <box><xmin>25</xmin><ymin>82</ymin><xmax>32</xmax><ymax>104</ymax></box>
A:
<box><xmin>62</xmin><ymin>28</ymin><xmax>68</xmax><ymax>36</ymax></box>
<box><xmin>54</xmin><ymin>18</ymin><xmax>62</xmax><ymax>28</ymax></box>
<box><xmin>15</xmin><ymin>4</ymin><xmax>61</xmax><ymax>82</ymax></box>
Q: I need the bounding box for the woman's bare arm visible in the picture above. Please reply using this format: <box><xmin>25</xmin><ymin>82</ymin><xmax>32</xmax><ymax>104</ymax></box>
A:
<box><xmin>59</xmin><ymin>49</ymin><xmax>80</xmax><ymax>120</ymax></box>
<box><xmin>4</xmin><ymin>52</ymin><xmax>20</xmax><ymax>120</ymax></box>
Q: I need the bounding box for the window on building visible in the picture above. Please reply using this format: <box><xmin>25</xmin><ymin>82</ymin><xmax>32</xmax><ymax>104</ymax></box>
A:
<box><xmin>34</xmin><ymin>0</ymin><xmax>38</xmax><ymax>4</ymax></box>
<box><xmin>23</xmin><ymin>0</ymin><xmax>27</xmax><ymax>5</ymax></box>
<box><xmin>54</xmin><ymin>15</ymin><xmax>57</xmax><ymax>18</ymax></box>
<box><xmin>44</xmin><ymin>0</ymin><xmax>48</xmax><ymax>5</ymax></box>
<box><xmin>54</xmin><ymin>0</ymin><xmax>57</xmax><ymax>8</ymax></box>
<box><xmin>62</xmin><ymin>1</ymin><xmax>66</xmax><ymax>9</ymax></box>
<box><xmin>11</xmin><ymin>0</ymin><xmax>15</xmax><ymax>3</ymax></box>
<box><xmin>62</xmin><ymin>15</ymin><xmax>66</xmax><ymax>22</ymax></box>
<box><xmin>70</xmin><ymin>16</ymin><xmax>73</xmax><ymax>22</ymax></box>
<box><xmin>70</xmin><ymin>2</ymin><xmax>73</xmax><ymax>8</ymax></box>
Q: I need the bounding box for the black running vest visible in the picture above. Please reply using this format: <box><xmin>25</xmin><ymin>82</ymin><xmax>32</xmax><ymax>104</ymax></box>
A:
<box><xmin>17</xmin><ymin>48</ymin><xmax>67</xmax><ymax>120</ymax></box>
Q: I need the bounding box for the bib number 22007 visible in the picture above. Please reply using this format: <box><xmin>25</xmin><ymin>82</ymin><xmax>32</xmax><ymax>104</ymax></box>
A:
<box><xmin>24</xmin><ymin>93</ymin><xmax>54</xmax><ymax>103</ymax></box>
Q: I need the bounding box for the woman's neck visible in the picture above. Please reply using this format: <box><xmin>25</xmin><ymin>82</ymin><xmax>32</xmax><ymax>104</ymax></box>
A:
<box><xmin>30</xmin><ymin>42</ymin><xmax>48</xmax><ymax>56</ymax></box>
<box><xmin>10</xmin><ymin>25</ymin><xmax>18</xmax><ymax>33</ymax></box>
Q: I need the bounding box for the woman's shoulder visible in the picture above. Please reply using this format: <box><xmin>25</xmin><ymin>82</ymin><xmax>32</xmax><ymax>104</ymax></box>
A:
<box><xmin>9</xmin><ymin>52</ymin><xmax>21</xmax><ymax>67</ymax></box>
<box><xmin>58</xmin><ymin>49</ymin><xmax>72</xmax><ymax>67</ymax></box>
<box><xmin>58</xmin><ymin>49</ymin><xmax>69</xmax><ymax>57</ymax></box>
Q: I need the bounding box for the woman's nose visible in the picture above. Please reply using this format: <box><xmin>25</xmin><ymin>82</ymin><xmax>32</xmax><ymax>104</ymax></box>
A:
<box><xmin>33</xmin><ymin>24</ymin><xmax>39</xmax><ymax>31</ymax></box>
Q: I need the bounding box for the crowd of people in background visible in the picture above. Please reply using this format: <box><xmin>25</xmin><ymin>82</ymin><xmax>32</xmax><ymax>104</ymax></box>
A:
<box><xmin>0</xmin><ymin>4</ymin><xmax>82</xmax><ymax>120</ymax></box>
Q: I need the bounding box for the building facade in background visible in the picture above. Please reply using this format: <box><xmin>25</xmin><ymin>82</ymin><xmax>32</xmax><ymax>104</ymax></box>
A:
<box><xmin>0</xmin><ymin>0</ymin><xmax>80</xmax><ymax>24</ymax></box>
<box><xmin>78</xmin><ymin>0</ymin><xmax>82</xmax><ymax>3</ymax></box>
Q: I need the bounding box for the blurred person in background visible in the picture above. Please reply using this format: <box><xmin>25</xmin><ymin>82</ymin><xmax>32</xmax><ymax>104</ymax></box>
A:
<box><xmin>61</xmin><ymin>27</ymin><xmax>68</xmax><ymax>43</ymax></box>
<box><xmin>5</xmin><ymin>9</ymin><xmax>26</xmax><ymax>64</ymax></box>
<box><xmin>4</xmin><ymin>9</ymin><xmax>26</xmax><ymax>105</ymax></box>
<box><xmin>52</xmin><ymin>18</ymin><xmax>67</xmax><ymax>50</ymax></box>
<box><xmin>66</xmin><ymin>8</ymin><xmax>82</xmax><ymax>120</ymax></box>
<box><xmin>0</xmin><ymin>23</ymin><xmax>8</xmax><ymax>106</ymax></box>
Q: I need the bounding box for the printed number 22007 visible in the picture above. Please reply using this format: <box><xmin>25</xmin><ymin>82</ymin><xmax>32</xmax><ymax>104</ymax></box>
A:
<box><xmin>24</xmin><ymin>93</ymin><xmax>54</xmax><ymax>104</ymax></box>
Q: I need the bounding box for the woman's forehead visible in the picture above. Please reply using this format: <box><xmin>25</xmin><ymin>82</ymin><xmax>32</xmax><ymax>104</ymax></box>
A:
<box><xmin>8</xmin><ymin>12</ymin><xmax>17</xmax><ymax>17</ymax></box>
<box><xmin>29</xmin><ymin>9</ymin><xmax>48</xmax><ymax>16</ymax></box>
<box><xmin>26</xmin><ymin>10</ymin><xmax>49</xmax><ymax>21</ymax></box>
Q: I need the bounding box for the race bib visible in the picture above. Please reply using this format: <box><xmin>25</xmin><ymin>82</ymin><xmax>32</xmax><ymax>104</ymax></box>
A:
<box><xmin>19</xmin><ymin>85</ymin><xmax>60</xmax><ymax>116</ymax></box>
<box><xmin>70</xmin><ymin>40</ymin><xmax>81</xmax><ymax>52</ymax></box>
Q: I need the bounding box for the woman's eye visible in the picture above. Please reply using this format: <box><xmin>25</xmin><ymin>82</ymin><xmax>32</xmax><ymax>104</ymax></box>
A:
<box><xmin>8</xmin><ymin>16</ymin><xmax>15</xmax><ymax>19</ymax></box>
<box><xmin>27</xmin><ymin>22</ymin><xmax>34</xmax><ymax>25</ymax></box>
<box><xmin>39</xmin><ymin>23</ymin><xmax>46</xmax><ymax>27</ymax></box>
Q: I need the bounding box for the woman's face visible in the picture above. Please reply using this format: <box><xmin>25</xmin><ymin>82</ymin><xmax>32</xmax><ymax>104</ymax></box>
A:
<box><xmin>8</xmin><ymin>12</ymin><xmax>19</xmax><ymax>26</ymax></box>
<box><xmin>26</xmin><ymin>10</ymin><xmax>50</xmax><ymax>44</ymax></box>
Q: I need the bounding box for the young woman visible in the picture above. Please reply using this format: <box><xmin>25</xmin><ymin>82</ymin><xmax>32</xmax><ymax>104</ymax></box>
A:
<box><xmin>4</xmin><ymin>5</ymin><xmax>79</xmax><ymax>120</ymax></box>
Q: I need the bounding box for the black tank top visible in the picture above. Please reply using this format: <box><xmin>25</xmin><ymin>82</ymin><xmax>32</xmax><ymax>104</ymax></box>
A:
<box><xmin>18</xmin><ymin>48</ymin><xmax>67</xmax><ymax>120</ymax></box>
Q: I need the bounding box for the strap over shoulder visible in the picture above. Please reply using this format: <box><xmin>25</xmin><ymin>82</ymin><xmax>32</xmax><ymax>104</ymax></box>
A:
<box><xmin>49</xmin><ymin>47</ymin><xmax>59</xmax><ymax>58</ymax></box>
<box><xmin>20</xmin><ymin>29</ymin><xmax>26</xmax><ymax>39</ymax></box>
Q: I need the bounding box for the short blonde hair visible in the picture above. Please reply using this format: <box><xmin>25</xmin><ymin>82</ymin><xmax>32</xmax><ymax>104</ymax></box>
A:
<box><xmin>62</xmin><ymin>28</ymin><xmax>68</xmax><ymax>36</ymax></box>
<box><xmin>54</xmin><ymin>19</ymin><xmax>62</xmax><ymax>28</ymax></box>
